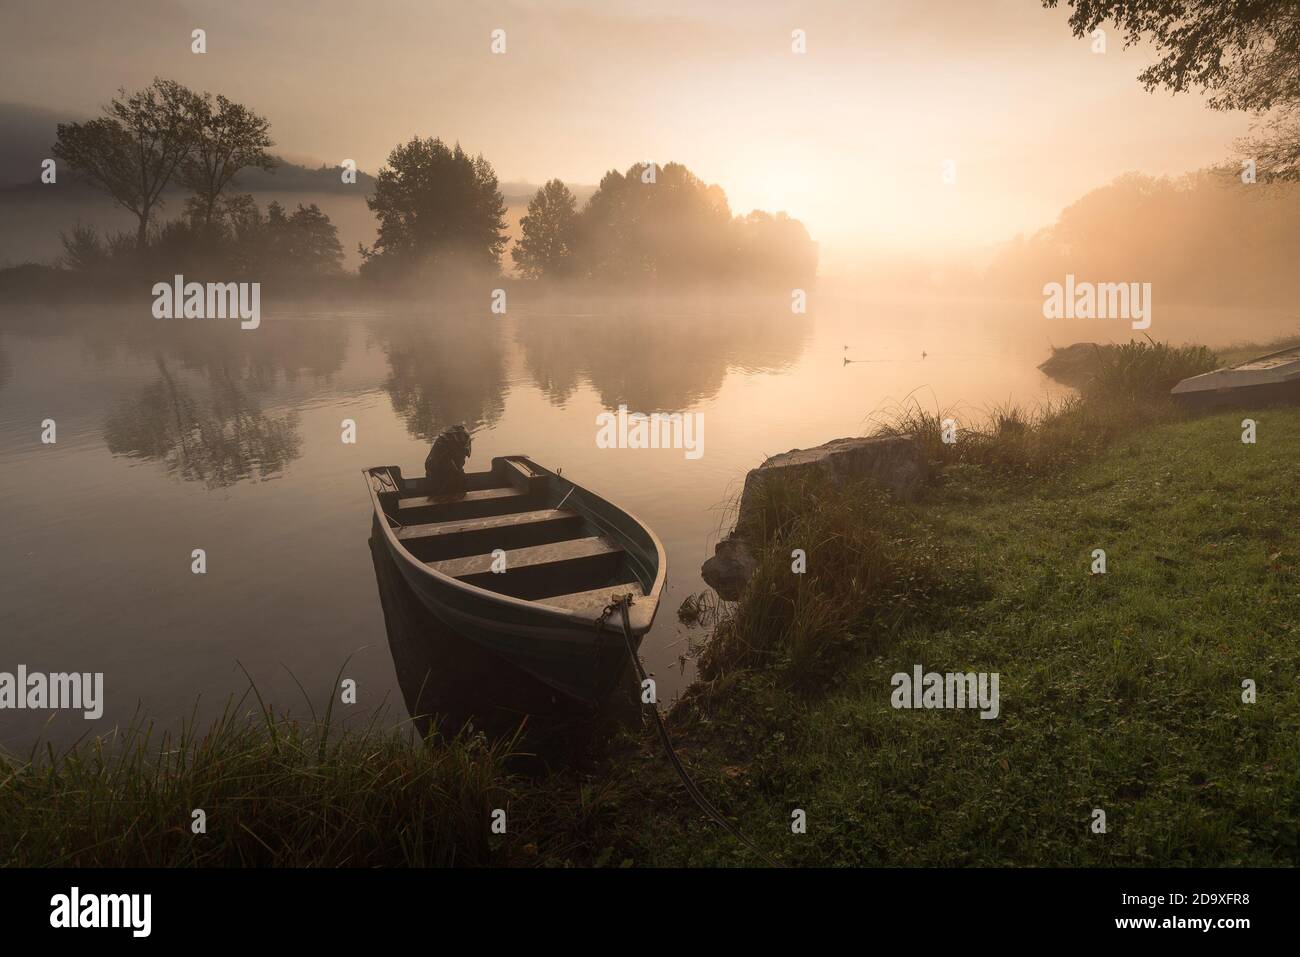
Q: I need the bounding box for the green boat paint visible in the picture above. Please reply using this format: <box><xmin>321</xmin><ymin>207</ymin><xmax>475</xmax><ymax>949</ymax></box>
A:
<box><xmin>364</xmin><ymin>456</ymin><xmax>667</xmax><ymax>704</ymax></box>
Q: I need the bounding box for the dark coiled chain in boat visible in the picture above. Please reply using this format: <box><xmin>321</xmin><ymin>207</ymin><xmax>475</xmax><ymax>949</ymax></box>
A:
<box><xmin>596</xmin><ymin>594</ymin><xmax>783</xmax><ymax>867</ymax></box>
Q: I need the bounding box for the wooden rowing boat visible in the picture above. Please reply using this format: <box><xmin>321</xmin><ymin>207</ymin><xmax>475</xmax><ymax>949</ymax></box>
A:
<box><xmin>363</xmin><ymin>456</ymin><xmax>667</xmax><ymax>704</ymax></box>
<box><xmin>1171</xmin><ymin>346</ymin><xmax>1300</xmax><ymax>409</ymax></box>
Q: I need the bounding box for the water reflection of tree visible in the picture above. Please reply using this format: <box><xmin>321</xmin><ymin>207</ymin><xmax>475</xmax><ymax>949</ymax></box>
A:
<box><xmin>373</xmin><ymin>317</ymin><xmax>507</xmax><ymax>440</ymax></box>
<box><xmin>514</xmin><ymin>303</ymin><xmax>811</xmax><ymax>411</ymax></box>
<box><xmin>80</xmin><ymin>316</ymin><xmax>350</xmax><ymax>392</ymax></box>
<box><xmin>104</xmin><ymin>354</ymin><xmax>301</xmax><ymax>487</ymax></box>
<box><xmin>515</xmin><ymin>316</ymin><xmax>584</xmax><ymax>404</ymax></box>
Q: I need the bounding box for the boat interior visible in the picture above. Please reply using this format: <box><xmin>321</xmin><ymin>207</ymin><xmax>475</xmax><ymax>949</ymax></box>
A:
<box><xmin>368</xmin><ymin>457</ymin><xmax>656</xmax><ymax>624</ymax></box>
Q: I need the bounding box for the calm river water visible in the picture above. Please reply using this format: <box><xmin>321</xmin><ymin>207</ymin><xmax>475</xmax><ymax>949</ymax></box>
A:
<box><xmin>2</xmin><ymin>292</ymin><xmax>1294</xmax><ymax>747</ymax></box>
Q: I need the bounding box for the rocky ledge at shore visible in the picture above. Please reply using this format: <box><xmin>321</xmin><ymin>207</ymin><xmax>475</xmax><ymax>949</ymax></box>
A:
<box><xmin>700</xmin><ymin>434</ymin><xmax>928</xmax><ymax>600</ymax></box>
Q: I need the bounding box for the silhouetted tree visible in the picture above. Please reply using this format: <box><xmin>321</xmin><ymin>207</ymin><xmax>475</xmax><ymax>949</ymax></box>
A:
<box><xmin>360</xmin><ymin>137</ymin><xmax>508</xmax><ymax>279</ymax></box>
<box><xmin>573</xmin><ymin>167</ymin><xmax>638</xmax><ymax>279</ymax></box>
<box><xmin>180</xmin><ymin>94</ymin><xmax>276</xmax><ymax>232</ymax></box>
<box><xmin>205</xmin><ymin>197</ymin><xmax>342</xmax><ymax>278</ymax></box>
<box><xmin>264</xmin><ymin>201</ymin><xmax>344</xmax><ymax>276</ymax></box>
<box><xmin>574</xmin><ymin>163</ymin><xmax>732</xmax><ymax>279</ymax></box>
<box><xmin>570</xmin><ymin>161</ymin><xmax>814</xmax><ymax>284</ymax></box>
<box><xmin>984</xmin><ymin>170</ymin><xmax>1300</xmax><ymax>304</ymax></box>
<box><xmin>1044</xmin><ymin>1</ymin><xmax>1300</xmax><ymax>180</ymax></box>
<box><xmin>59</xmin><ymin>224</ymin><xmax>111</xmax><ymax>274</ymax></box>
<box><xmin>223</xmin><ymin>193</ymin><xmax>263</xmax><ymax>251</ymax></box>
<box><xmin>512</xmin><ymin>179</ymin><xmax>577</xmax><ymax>278</ymax></box>
<box><xmin>58</xmin><ymin>224</ymin><xmax>147</xmax><ymax>281</ymax></box>
<box><xmin>734</xmin><ymin>211</ymin><xmax>818</xmax><ymax>285</ymax></box>
<box><xmin>60</xmin><ymin>192</ymin><xmax>344</xmax><ymax>281</ymax></box>
<box><xmin>53</xmin><ymin>78</ymin><xmax>204</xmax><ymax>249</ymax></box>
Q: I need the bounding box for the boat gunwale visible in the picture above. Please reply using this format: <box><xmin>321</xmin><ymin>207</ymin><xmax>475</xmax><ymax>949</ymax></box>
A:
<box><xmin>1172</xmin><ymin>345</ymin><xmax>1300</xmax><ymax>394</ymax></box>
<box><xmin>1236</xmin><ymin>344</ymin><xmax>1300</xmax><ymax>364</ymax></box>
<box><xmin>363</xmin><ymin>457</ymin><xmax>667</xmax><ymax>635</ymax></box>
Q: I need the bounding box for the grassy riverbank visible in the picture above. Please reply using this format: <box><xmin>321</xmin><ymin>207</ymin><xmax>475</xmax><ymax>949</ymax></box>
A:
<box><xmin>3</xmin><ymin>341</ymin><xmax>1297</xmax><ymax>867</ymax></box>
<box><xmin>561</xmin><ymin>339</ymin><xmax>1300</xmax><ymax>865</ymax></box>
<box><xmin>588</xmin><ymin>403</ymin><xmax>1300</xmax><ymax>865</ymax></box>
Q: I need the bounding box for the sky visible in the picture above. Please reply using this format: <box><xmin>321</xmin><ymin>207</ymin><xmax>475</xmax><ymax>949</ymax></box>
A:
<box><xmin>1</xmin><ymin>0</ymin><xmax>1255</xmax><ymax>269</ymax></box>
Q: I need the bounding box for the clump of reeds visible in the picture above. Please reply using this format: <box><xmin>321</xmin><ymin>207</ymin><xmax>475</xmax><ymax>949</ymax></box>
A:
<box><xmin>870</xmin><ymin>392</ymin><xmax>1173</xmax><ymax>475</ymax></box>
<box><xmin>677</xmin><ymin>591</ymin><xmax>722</xmax><ymax>627</ymax></box>
<box><xmin>1039</xmin><ymin>337</ymin><xmax>1221</xmax><ymax>394</ymax></box>
<box><xmin>1085</xmin><ymin>337</ymin><xmax>1219</xmax><ymax>400</ymax></box>
<box><xmin>871</xmin><ymin>339</ymin><xmax>1215</xmax><ymax>476</ymax></box>
<box><xmin>0</xmin><ymin>685</ymin><xmax>520</xmax><ymax>867</ymax></box>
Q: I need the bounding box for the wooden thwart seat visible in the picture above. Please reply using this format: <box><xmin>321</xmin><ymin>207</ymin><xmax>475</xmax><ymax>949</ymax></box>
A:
<box><xmin>429</xmin><ymin>535</ymin><xmax>622</xmax><ymax>581</ymax></box>
<box><xmin>397</xmin><ymin>487</ymin><xmax>524</xmax><ymax>511</ymax></box>
<box><xmin>396</xmin><ymin>486</ymin><xmax>531</xmax><ymax>522</ymax></box>
<box><xmin>537</xmin><ymin>582</ymin><xmax>645</xmax><ymax>617</ymax></box>
<box><xmin>394</xmin><ymin>508</ymin><xmax>578</xmax><ymax>542</ymax></box>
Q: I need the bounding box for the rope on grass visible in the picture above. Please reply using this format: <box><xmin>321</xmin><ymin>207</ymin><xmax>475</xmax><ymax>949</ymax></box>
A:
<box><xmin>597</xmin><ymin>594</ymin><xmax>784</xmax><ymax>868</ymax></box>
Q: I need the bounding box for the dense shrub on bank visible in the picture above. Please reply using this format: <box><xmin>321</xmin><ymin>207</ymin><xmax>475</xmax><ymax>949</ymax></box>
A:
<box><xmin>57</xmin><ymin>197</ymin><xmax>344</xmax><ymax>287</ymax></box>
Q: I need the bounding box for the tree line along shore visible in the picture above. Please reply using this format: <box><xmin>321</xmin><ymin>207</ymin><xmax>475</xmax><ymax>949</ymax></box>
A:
<box><xmin>0</xmin><ymin>78</ymin><xmax>816</xmax><ymax>299</ymax></box>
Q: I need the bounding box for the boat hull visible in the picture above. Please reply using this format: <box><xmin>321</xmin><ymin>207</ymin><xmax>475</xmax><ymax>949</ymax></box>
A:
<box><xmin>1171</xmin><ymin>346</ymin><xmax>1300</xmax><ymax>410</ymax></box>
<box><xmin>382</xmin><ymin>523</ymin><xmax>635</xmax><ymax>703</ymax></box>
<box><xmin>1171</xmin><ymin>378</ymin><xmax>1300</xmax><ymax>411</ymax></box>
<box><xmin>364</xmin><ymin>457</ymin><xmax>665</xmax><ymax>706</ymax></box>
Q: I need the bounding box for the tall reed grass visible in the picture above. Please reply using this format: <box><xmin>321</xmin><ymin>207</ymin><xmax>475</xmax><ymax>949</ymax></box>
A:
<box><xmin>0</xmin><ymin>686</ymin><xmax>519</xmax><ymax>867</ymax></box>
<box><xmin>872</xmin><ymin>340</ymin><xmax>1217</xmax><ymax>475</ymax></box>
<box><xmin>1086</xmin><ymin>338</ymin><xmax>1219</xmax><ymax>400</ymax></box>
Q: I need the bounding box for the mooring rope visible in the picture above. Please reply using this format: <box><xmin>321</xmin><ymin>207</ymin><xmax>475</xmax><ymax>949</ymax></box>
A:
<box><xmin>598</xmin><ymin>594</ymin><xmax>783</xmax><ymax>867</ymax></box>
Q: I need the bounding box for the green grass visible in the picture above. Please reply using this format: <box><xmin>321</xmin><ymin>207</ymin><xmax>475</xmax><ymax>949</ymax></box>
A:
<box><xmin>0</xmin><ymin>694</ymin><xmax>519</xmax><ymax>866</ymax></box>
<box><xmin>578</xmin><ymin>406</ymin><xmax>1300</xmax><ymax>866</ymax></box>
<box><xmin>699</xmin><ymin>471</ymin><xmax>981</xmax><ymax>685</ymax></box>
<box><xmin>4</xmin><ymin>340</ymin><xmax>1297</xmax><ymax>867</ymax></box>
